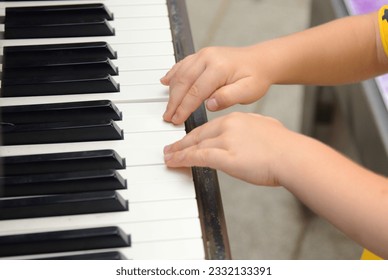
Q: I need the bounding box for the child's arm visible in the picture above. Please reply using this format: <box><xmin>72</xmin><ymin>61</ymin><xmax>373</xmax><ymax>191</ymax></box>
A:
<box><xmin>161</xmin><ymin>11</ymin><xmax>388</xmax><ymax>125</ymax></box>
<box><xmin>163</xmin><ymin>112</ymin><xmax>388</xmax><ymax>259</ymax></box>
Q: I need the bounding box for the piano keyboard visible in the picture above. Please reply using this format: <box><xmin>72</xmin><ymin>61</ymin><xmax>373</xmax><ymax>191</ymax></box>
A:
<box><xmin>0</xmin><ymin>0</ymin><xmax>230</xmax><ymax>259</ymax></box>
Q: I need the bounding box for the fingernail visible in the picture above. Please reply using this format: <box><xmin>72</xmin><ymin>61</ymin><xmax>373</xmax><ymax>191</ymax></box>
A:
<box><xmin>171</xmin><ymin>114</ymin><xmax>179</xmax><ymax>124</ymax></box>
<box><xmin>163</xmin><ymin>144</ymin><xmax>172</xmax><ymax>154</ymax></box>
<box><xmin>163</xmin><ymin>111</ymin><xmax>172</xmax><ymax>122</ymax></box>
<box><xmin>160</xmin><ymin>76</ymin><xmax>167</xmax><ymax>85</ymax></box>
<box><xmin>206</xmin><ymin>98</ymin><xmax>218</xmax><ymax>111</ymax></box>
<box><xmin>164</xmin><ymin>153</ymin><xmax>173</xmax><ymax>161</ymax></box>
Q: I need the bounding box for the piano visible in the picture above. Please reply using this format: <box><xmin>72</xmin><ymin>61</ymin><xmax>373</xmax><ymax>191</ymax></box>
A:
<box><xmin>0</xmin><ymin>0</ymin><xmax>231</xmax><ymax>259</ymax></box>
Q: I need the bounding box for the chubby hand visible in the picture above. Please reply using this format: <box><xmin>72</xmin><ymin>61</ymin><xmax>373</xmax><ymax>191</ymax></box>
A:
<box><xmin>163</xmin><ymin>112</ymin><xmax>294</xmax><ymax>186</ymax></box>
<box><xmin>161</xmin><ymin>46</ymin><xmax>272</xmax><ymax>124</ymax></box>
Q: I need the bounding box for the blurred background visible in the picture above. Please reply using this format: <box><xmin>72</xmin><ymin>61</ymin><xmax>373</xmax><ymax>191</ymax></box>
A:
<box><xmin>185</xmin><ymin>0</ymin><xmax>364</xmax><ymax>259</ymax></box>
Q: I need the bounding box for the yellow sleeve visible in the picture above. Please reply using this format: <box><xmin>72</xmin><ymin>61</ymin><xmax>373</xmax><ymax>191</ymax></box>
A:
<box><xmin>367</xmin><ymin>7</ymin><xmax>388</xmax><ymax>260</ymax></box>
<box><xmin>378</xmin><ymin>5</ymin><xmax>388</xmax><ymax>57</ymax></box>
<box><xmin>361</xmin><ymin>249</ymin><xmax>383</xmax><ymax>260</ymax></box>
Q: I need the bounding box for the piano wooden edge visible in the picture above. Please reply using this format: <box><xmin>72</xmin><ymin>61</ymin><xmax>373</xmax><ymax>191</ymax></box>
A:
<box><xmin>167</xmin><ymin>0</ymin><xmax>232</xmax><ymax>260</ymax></box>
<box><xmin>302</xmin><ymin>0</ymin><xmax>388</xmax><ymax>176</ymax></box>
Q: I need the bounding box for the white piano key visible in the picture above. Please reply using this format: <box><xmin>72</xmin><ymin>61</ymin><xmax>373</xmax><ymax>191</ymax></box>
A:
<box><xmin>2</xmin><ymin>2</ymin><xmax>167</xmax><ymax>11</ymax></box>
<box><xmin>112</xmin><ymin>5</ymin><xmax>168</xmax><ymax>18</ymax></box>
<box><xmin>117</xmin><ymin>116</ymin><xmax>179</xmax><ymax>133</ymax></box>
<box><xmin>114</xmin><ymin>69</ymin><xmax>168</xmax><ymax>85</ymax></box>
<box><xmin>0</xmin><ymin>199</ymin><xmax>200</xmax><ymax>235</ymax></box>
<box><xmin>0</xmin><ymin>101</ymin><xmax>182</xmax><ymax>132</ymax></box>
<box><xmin>114</xmin><ymin>55</ymin><xmax>176</xmax><ymax>71</ymax></box>
<box><xmin>120</xmin><ymin>165</ymin><xmax>193</xmax><ymax>184</ymax></box>
<box><xmin>0</xmin><ymin>84</ymin><xmax>170</xmax><ymax>106</ymax></box>
<box><xmin>104</xmin><ymin>102</ymin><xmax>186</xmax><ymax>132</ymax></box>
<box><xmin>113</xmin><ymin>42</ymin><xmax>174</xmax><ymax>57</ymax></box>
<box><xmin>125</xmin><ymin>179</ymin><xmax>196</xmax><ymax>202</ymax></box>
<box><xmin>0</xmin><ymin>4</ymin><xmax>168</xmax><ymax>22</ymax></box>
<box><xmin>118</xmin><ymin>116</ymin><xmax>184</xmax><ymax>134</ymax></box>
<box><xmin>123</xmin><ymin>219</ymin><xmax>203</xmax><ymax>244</ymax></box>
<box><xmin>0</xmin><ymin>69</ymin><xmax>170</xmax><ymax>100</ymax></box>
<box><xmin>0</xmin><ymin>69</ymin><xmax>171</xmax><ymax>89</ymax></box>
<box><xmin>0</xmin><ymin>29</ymin><xmax>173</xmax><ymax>47</ymax></box>
<box><xmin>0</xmin><ymin>41</ymin><xmax>174</xmax><ymax>57</ymax></box>
<box><xmin>1</xmin><ymin>16</ymin><xmax>172</xmax><ymax>33</ymax></box>
<box><xmin>0</xmin><ymin>54</ymin><xmax>174</xmax><ymax>104</ymax></box>
<box><xmin>1</xmin><ymin>177</ymin><xmax>196</xmax><ymax>208</ymax></box>
<box><xmin>115</xmin><ymin>101</ymin><xmax>172</xmax><ymax>117</ymax></box>
<box><xmin>119</xmin><ymin>239</ymin><xmax>206</xmax><ymax>259</ymax></box>
<box><xmin>110</xmin><ymin>16</ymin><xmax>171</xmax><ymax>30</ymax></box>
<box><xmin>0</xmin><ymin>130</ymin><xmax>186</xmax><ymax>166</ymax></box>
<box><xmin>0</xmin><ymin>4</ymin><xmax>169</xmax><ymax>18</ymax></box>
<box><xmin>2</xmin><ymin>239</ymin><xmax>206</xmax><ymax>260</ymax></box>
<box><xmin>113</xmin><ymin>28</ymin><xmax>172</xmax><ymax>44</ymax></box>
<box><xmin>18</xmin><ymin>16</ymin><xmax>171</xmax><ymax>33</ymax></box>
<box><xmin>0</xmin><ymin>218</ymin><xmax>202</xmax><ymax>244</ymax></box>
<box><xmin>0</xmin><ymin>0</ymin><xmax>167</xmax><ymax>9</ymax></box>
<box><xmin>0</xmin><ymin>56</ymin><xmax>173</xmax><ymax>83</ymax></box>
<box><xmin>0</xmin><ymin>0</ymin><xmax>166</xmax><ymax>9</ymax></box>
<box><xmin>0</xmin><ymin>219</ymin><xmax>203</xmax><ymax>251</ymax></box>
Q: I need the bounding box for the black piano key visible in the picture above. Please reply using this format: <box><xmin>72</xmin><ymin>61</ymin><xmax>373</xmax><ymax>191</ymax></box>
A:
<box><xmin>2</xmin><ymin>170</ymin><xmax>127</xmax><ymax>197</ymax></box>
<box><xmin>0</xmin><ymin>227</ymin><xmax>130</xmax><ymax>257</ymax></box>
<box><xmin>5</xmin><ymin>4</ymin><xmax>114</xmax><ymax>25</ymax></box>
<box><xmin>3</xmin><ymin>42</ymin><xmax>117</xmax><ymax>68</ymax></box>
<box><xmin>0</xmin><ymin>191</ymin><xmax>128</xmax><ymax>220</ymax></box>
<box><xmin>2</xmin><ymin>150</ymin><xmax>126</xmax><ymax>176</ymax></box>
<box><xmin>1</xmin><ymin>100</ymin><xmax>122</xmax><ymax>125</ymax></box>
<box><xmin>1</xmin><ymin>74</ymin><xmax>120</xmax><ymax>97</ymax></box>
<box><xmin>1</xmin><ymin>120</ymin><xmax>123</xmax><ymax>145</ymax></box>
<box><xmin>3</xmin><ymin>58</ymin><xmax>119</xmax><ymax>78</ymax></box>
<box><xmin>39</xmin><ymin>251</ymin><xmax>127</xmax><ymax>260</ymax></box>
<box><xmin>5</xmin><ymin>19</ymin><xmax>115</xmax><ymax>39</ymax></box>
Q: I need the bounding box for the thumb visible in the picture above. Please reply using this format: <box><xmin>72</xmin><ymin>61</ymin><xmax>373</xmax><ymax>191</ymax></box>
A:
<box><xmin>206</xmin><ymin>77</ymin><xmax>268</xmax><ymax>111</ymax></box>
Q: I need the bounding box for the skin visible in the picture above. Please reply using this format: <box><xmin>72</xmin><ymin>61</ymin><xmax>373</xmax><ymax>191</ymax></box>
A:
<box><xmin>161</xmin><ymin>11</ymin><xmax>388</xmax><ymax>258</ymax></box>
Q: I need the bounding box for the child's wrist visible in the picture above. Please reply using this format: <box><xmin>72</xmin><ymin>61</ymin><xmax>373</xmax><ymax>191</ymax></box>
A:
<box><xmin>274</xmin><ymin>132</ymin><xmax>320</xmax><ymax>190</ymax></box>
<box><xmin>247</xmin><ymin>42</ymin><xmax>280</xmax><ymax>85</ymax></box>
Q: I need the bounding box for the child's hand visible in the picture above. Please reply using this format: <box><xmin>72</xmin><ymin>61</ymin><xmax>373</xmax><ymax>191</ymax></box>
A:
<box><xmin>163</xmin><ymin>112</ymin><xmax>293</xmax><ymax>186</ymax></box>
<box><xmin>161</xmin><ymin>46</ymin><xmax>272</xmax><ymax>124</ymax></box>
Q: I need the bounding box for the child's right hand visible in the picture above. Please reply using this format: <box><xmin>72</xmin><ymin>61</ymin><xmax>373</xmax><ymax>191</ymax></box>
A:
<box><xmin>163</xmin><ymin>112</ymin><xmax>291</xmax><ymax>186</ymax></box>
<box><xmin>161</xmin><ymin>46</ymin><xmax>273</xmax><ymax>124</ymax></box>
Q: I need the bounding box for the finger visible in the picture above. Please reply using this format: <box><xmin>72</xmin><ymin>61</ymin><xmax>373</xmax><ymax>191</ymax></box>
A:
<box><xmin>170</xmin><ymin>67</ymin><xmax>228</xmax><ymax>124</ymax></box>
<box><xmin>160</xmin><ymin>65</ymin><xmax>178</xmax><ymax>85</ymax></box>
<box><xmin>164</xmin><ymin>134</ymin><xmax>224</xmax><ymax>157</ymax></box>
<box><xmin>164</xmin><ymin>119</ymin><xmax>223</xmax><ymax>153</ymax></box>
<box><xmin>164</xmin><ymin>146</ymin><xmax>228</xmax><ymax>169</ymax></box>
<box><xmin>206</xmin><ymin>76</ymin><xmax>266</xmax><ymax>111</ymax></box>
<box><xmin>163</xmin><ymin>59</ymin><xmax>206</xmax><ymax>123</ymax></box>
<box><xmin>160</xmin><ymin>55</ymin><xmax>193</xmax><ymax>85</ymax></box>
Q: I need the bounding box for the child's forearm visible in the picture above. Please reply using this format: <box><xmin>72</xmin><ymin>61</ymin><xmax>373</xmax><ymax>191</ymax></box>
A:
<box><xmin>253</xmin><ymin>12</ymin><xmax>388</xmax><ymax>86</ymax></box>
<box><xmin>277</xmin><ymin>133</ymin><xmax>388</xmax><ymax>259</ymax></box>
<box><xmin>161</xmin><ymin>10</ymin><xmax>388</xmax><ymax>125</ymax></box>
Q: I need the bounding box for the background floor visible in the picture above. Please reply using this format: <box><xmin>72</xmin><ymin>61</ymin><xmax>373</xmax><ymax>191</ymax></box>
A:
<box><xmin>185</xmin><ymin>0</ymin><xmax>363</xmax><ymax>259</ymax></box>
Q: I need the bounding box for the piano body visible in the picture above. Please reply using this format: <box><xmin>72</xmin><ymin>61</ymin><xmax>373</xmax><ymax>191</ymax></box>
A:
<box><xmin>0</xmin><ymin>0</ymin><xmax>231</xmax><ymax>259</ymax></box>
